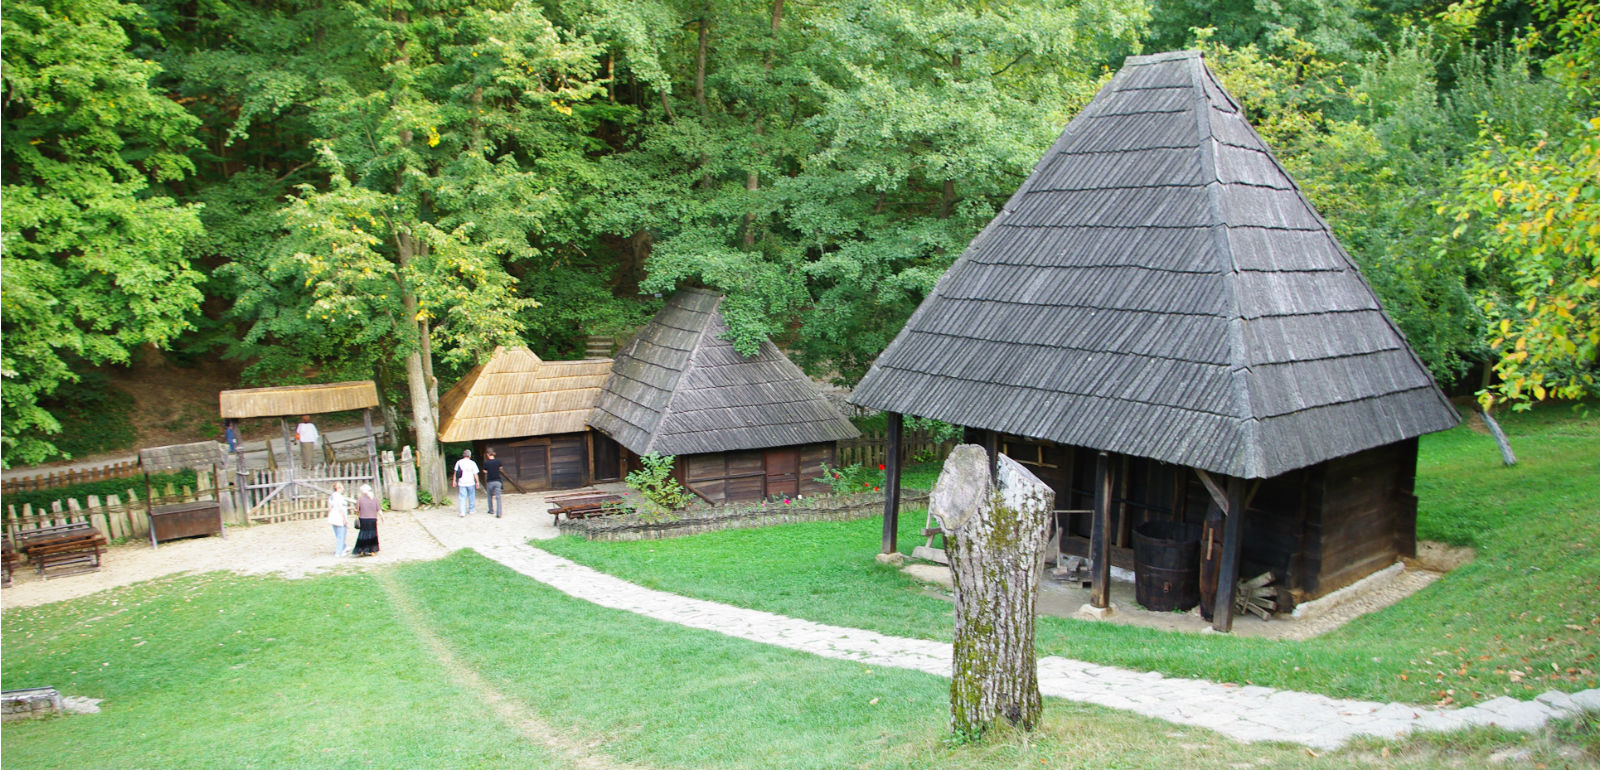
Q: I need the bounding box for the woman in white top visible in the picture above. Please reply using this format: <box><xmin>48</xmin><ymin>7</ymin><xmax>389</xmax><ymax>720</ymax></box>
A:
<box><xmin>328</xmin><ymin>481</ymin><xmax>351</xmax><ymax>557</ymax></box>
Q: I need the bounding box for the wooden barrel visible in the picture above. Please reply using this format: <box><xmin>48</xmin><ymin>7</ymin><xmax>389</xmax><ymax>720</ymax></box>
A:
<box><xmin>1133</xmin><ymin>521</ymin><xmax>1201</xmax><ymax>612</ymax></box>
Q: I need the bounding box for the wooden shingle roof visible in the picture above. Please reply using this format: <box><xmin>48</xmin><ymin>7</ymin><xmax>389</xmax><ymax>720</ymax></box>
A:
<box><xmin>851</xmin><ymin>50</ymin><xmax>1459</xmax><ymax>479</ymax></box>
<box><xmin>438</xmin><ymin>346</ymin><xmax>612</xmax><ymax>442</ymax></box>
<box><xmin>589</xmin><ymin>288</ymin><xmax>860</xmax><ymax>456</ymax></box>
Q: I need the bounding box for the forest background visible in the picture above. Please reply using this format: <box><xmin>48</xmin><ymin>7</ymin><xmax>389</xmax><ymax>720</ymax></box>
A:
<box><xmin>3</xmin><ymin>0</ymin><xmax>1597</xmax><ymax>478</ymax></box>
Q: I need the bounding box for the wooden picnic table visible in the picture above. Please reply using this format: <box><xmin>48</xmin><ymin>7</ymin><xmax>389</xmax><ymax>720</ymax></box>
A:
<box><xmin>547</xmin><ymin>491</ymin><xmax>623</xmax><ymax>524</ymax></box>
<box><xmin>14</xmin><ymin>522</ymin><xmax>107</xmax><ymax>579</ymax></box>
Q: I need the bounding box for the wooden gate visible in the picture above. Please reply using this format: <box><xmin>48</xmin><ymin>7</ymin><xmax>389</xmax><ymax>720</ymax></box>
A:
<box><xmin>241</xmin><ymin>461</ymin><xmax>378</xmax><ymax>523</ymax></box>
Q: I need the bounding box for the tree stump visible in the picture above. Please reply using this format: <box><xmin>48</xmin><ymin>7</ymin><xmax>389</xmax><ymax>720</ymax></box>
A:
<box><xmin>930</xmin><ymin>444</ymin><xmax>1056</xmax><ymax>737</ymax></box>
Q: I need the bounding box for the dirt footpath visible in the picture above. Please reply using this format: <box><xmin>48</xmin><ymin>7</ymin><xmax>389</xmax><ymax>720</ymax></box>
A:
<box><xmin>1</xmin><ymin>492</ymin><xmax>563</xmax><ymax>609</ymax></box>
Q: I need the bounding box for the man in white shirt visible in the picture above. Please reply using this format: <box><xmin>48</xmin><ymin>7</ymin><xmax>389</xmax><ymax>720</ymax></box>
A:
<box><xmin>453</xmin><ymin>449</ymin><xmax>480</xmax><ymax>517</ymax></box>
<box><xmin>295</xmin><ymin>415</ymin><xmax>320</xmax><ymax>468</ymax></box>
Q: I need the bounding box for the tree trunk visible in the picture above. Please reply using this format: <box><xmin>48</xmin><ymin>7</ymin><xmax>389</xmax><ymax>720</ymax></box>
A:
<box><xmin>395</xmin><ymin>232</ymin><xmax>444</xmax><ymax>501</ymax></box>
<box><xmin>930</xmin><ymin>444</ymin><xmax>1054</xmax><ymax>737</ymax></box>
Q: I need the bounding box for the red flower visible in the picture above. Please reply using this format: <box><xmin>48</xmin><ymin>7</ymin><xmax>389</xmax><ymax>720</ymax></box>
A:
<box><xmin>873</xmin><ymin>487</ymin><xmax>880</xmax><ymax>492</ymax></box>
<box><xmin>878</xmin><ymin>464</ymin><xmax>886</xmax><ymax>471</ymax></box>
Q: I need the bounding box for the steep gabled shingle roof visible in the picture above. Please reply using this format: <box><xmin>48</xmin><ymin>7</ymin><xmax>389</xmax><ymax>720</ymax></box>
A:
<box><xmin>851</xmin><ymin>50</ymin><xmax>1459</xmax><ymax>479</ymax></box>
<box><xmin>438</xmin><ymin>346</ymin><xmax>611</xmax><ymax>442</ymax></box>
<box><xmin>589</xmin><ymin>288</ymin><xmax>860</xmax><ymax>456</ymax></box>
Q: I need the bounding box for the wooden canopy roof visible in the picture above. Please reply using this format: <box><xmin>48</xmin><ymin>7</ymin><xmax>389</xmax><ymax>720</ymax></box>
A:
<box><xmin>438</xmin><ymin>346</ymin><xmax>612</xmax><ymax>443</ymax></box>
<box><xmin>589</xmin><ymin>288</ymin><xmax>859</xmax><ymax>456</ymax></box>
<box><xmin>218</xmin><ymin>380</ymin><xmax>379</xmax><ymax>419</ymax></box>
<box><xmin>851</xmin><ymin>50</ymin><xmax>1459</xmax><ymax>479</ymax></box>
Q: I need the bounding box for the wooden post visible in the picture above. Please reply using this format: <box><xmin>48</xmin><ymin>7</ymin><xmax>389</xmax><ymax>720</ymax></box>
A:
<box><xmin>983</xmin><ymin>430</ymin><xmax>999</xmax><ymax>481</ymax></box>
<box><xmin>364</xmin><ymin>407</ymin><xmax>382</xmax><ymax>495</ymax></box>
<box><xmin>881</xmin><ymin>411</ymin><xmax>903</xmax><ymax>554</ymax></box>
<box><xmin>1090</xmin><ymin>451</ymin><xmax>1112</xmax><ymax>609</ymax></box>
<box><xmin>1212</xmin><ymin>476</ymin><xmax>1247</xmax><ymax>632</ymax></box>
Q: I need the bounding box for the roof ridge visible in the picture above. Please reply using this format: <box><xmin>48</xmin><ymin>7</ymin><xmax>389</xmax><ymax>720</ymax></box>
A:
<box><xmin>645</xmin><ymin>293</ymin><xmax>723</xmax><ymax>455</ymax></box>
<box><xmin>1191</xmin><ymin>53</ymin><xmax>1263</xmax><ymax>477</ymax></box>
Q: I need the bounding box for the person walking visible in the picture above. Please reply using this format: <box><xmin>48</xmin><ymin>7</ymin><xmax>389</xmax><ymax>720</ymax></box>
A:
<box><xmin>328</xmin><ymin>481</ymin><xmax>351</xmax><ymax>557</ymax></box>
<box><xmin>481</xmin><ymin>448</ymin><xmax>504</xmax><ymax>518</ymax></box>
<box><xmin>224</xmin><ymin>418</ymin><xmax>239</xmax><ymax>454</ymax></box>
<box><xmin>453</xmin><ymin>449</ymin><xmax>480</xmax><ymax>517</ymax></box>
<box><xmin>295</xmin><ymin>415</ymin><xmax>320</xmax><ymax>468</ymax></box>
<box><xmin>352</xmin><ymin>484</ymin><xmax>382</xmax><ymax>556</ymax></box>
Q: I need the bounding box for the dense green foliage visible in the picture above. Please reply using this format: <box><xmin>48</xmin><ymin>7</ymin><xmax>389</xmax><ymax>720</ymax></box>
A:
<box><xmin>1</xmin><ymin>0</ymin><xmax>204</xmax><ymax>465</ymax></box>
<box><xmin>4</xmin><ymin>0</ymin><xmax>1596</xmax><ymax>465</ymax></box>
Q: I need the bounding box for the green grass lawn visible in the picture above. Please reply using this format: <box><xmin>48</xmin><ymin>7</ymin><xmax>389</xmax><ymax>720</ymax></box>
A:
<box><xmin>2</xmin><ymin>405</ymin><xmax>1597</xmax><ymax>768</ymax></box>
<box><xmin>5</xmin><ymin>550</ymin><xmax>1594</xmax><ymax>769</ymax></box>
<box><xmin>539</xmin><ymin>405</ymin><xmax>1600</xmax><ymax>705</ymax></box>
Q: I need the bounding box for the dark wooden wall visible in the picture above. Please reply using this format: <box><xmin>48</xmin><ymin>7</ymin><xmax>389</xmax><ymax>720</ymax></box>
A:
<box><xmin>673</xmin><ymin>443</ymin><xmax>835</xmax><ymax>503</ymax></box>
<box><xmin>996</xmin><ymin>432</ymin><xmax>1420</xmax><ymax>603</ymax></box>
<box><xmin>478</xmin><ymin>431</ymin><xmax>625</xmax><ymax>491</ymax></box>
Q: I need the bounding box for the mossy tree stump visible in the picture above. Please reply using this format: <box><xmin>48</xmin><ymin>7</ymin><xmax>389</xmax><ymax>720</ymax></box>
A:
<box><xmin>930</xmin><ymin>444</ymin><xmax>1055</xmax><ymax>737</ymax></box>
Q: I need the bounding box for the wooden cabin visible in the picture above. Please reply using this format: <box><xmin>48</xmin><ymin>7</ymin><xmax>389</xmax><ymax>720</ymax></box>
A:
<box><xmin>850</xmin><ymin>51</ymin><xmax>1461</xmax><ymax>630</ymax></box>
<box><xmin>438</xmin><ymin>346</ymin><xmax>623</xmax><ymax>491</ymax></box>
<box><xmin>589</xmin><ymin>288</ymin><xmax>861</xmax><ymax>503</ymax></box>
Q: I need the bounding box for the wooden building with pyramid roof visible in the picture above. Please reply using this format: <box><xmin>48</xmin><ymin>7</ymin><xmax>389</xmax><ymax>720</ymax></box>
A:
<box><xmin>438</xmin><ymin>346</ymin><xmax>623</xmax><ymax>491</ymax></box>
<box><xmin>851</xmin><ymin>51</ymin><xmax>1460</xmax><ymax>630</ymax></box>
<box><xmin>590</xmin><ymin>288</ymin><xmax>860</xmax><ymax>503</ymax></box>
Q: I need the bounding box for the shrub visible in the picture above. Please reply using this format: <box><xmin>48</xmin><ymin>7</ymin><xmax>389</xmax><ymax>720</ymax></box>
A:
<box><xmin>625</xmin><ymin>453</ymin><xmax>692</xmax><ymax>521</ymax></box>
<box><xmin>4</xmin><ymin>470</ymin><xmax>197</xmax><ymax>512</ymax></box>
<box><xmin>815</xmin><ymin>462</ymin><xmax>882</xmax><ymax>494</ymax></box>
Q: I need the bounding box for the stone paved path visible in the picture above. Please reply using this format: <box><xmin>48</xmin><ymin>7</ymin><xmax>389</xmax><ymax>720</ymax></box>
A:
<box><xmin>446</xmin><ymin>537</ymin><xmax>1598</xmax><ymax>752</ymax></box>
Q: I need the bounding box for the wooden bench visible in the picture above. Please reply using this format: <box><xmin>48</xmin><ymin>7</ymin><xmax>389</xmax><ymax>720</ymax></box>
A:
<box><xmin>15</xmin><ymin>523</ymin><xmax>107</xmax><ymax>579</ymax></box>
<box><xmin>547</xmin><ymin>492</ymin><xmax>624</xmax><ymax>524</ymax></box>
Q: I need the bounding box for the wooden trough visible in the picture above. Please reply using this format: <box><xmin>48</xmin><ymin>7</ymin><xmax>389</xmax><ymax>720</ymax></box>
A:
<box><xmin>139</xmin><ymin>442</ymin><xmax>227</xmax><ymax>548</ymax></box>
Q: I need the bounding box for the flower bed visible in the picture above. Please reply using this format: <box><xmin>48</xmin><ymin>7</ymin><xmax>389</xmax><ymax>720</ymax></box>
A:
<box><xmin>556</xmin><ymin>489</ymin><xmax>930</xmax><ymax>542</ymax></box>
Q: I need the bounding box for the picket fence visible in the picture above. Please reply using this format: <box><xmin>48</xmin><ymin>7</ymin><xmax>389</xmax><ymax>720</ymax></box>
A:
<box><xmin>1</xmin><ymin>460</ymin><xmax>141</xmax><ymax>496</ymax></box>
<box><xmin>835</xmin><ymin>429</ymin><xmax>955</xmax><ymax>469</ymax></box>
<box><xmin>3</xmin><ymin>475</ymin><xmax>229</xmax><ymax>546</ymax></box>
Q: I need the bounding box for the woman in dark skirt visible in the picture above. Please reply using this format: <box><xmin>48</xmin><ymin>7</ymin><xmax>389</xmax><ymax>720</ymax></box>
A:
<box><xmin>351</xmin><ymin>484</ymin><xmax>383</xmax><ymax>556</ymax></box>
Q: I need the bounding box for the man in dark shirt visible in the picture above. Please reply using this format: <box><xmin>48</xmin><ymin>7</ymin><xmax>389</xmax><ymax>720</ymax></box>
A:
<box><xmin>481</xmin><ymin>448</ymin><xmax>505</xmax><ymax>518</ymax></box>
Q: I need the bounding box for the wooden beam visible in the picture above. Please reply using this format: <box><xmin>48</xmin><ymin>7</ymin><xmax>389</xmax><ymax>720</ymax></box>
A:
<box><xmin>1195</xmin><ymin>468</ymin><xmax>1227</xmax><ymax>512</ymax></box>
<box><xmin>1212</xmin><ymin>476</ymin><xmax>1247</xmax><ymax>632</ymax></box>
<box><xmin>1090</xmin><ymin>452</ymin><xmax>1112</xmax><ymax>608</ymax></box>
<box><xmin>984</xmin><ymin>430</ymin><xmax>999</xmax><ymax>481</ymax></box>
<box><xmin>881</xmin><ymin>412</ymin><xmax>903</xmax><ymax>554</ymax></box>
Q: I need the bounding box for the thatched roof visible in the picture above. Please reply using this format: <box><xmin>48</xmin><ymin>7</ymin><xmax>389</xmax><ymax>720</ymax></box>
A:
<box><xmin>139</xmin><ymin>441</ymin><xmax>225</xmax><ymax>471</ymax></box>
<box><xmin>438</xmin><ymin>346</ymin><xmax>612</xmax><ymax>442</ymax></box>
<box><xmin>851</xmin><ymin>50</ymin><xmax>1459</xmax><ymax>479</ymax></box>
<box><xmin>219</xmin><ymin>381</ymin><xmax>379</xmax><ymax>419</ymax></box>
<box><xmin>589</xmin><ymin>288</ymin><xmax>860</xmax><ymax>456</ymax></box>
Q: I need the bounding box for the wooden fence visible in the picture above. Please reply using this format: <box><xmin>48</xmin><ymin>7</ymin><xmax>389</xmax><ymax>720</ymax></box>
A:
<box><xmin>1</xmin><ymin>460</ymin><xmax>141</xmax><ymax>496</ymax></box>
<box><xmin>2</xmin><ymin>447</ymin><xmax>419</xmax><ymax>541</ymax></box>
<box><xmin>836</xmin><ymin>429</ymin><xmax>956</xmax><ymax>469</ymax></box>
<box><xmin>240</xmin><ymin>448</ymin><xmax>417</xmax><ymax>524</ymax></box>
<box><xmin>3</xmin><ymin>474</ymin><xmax>227</xmax><ymax>546</ymax></box>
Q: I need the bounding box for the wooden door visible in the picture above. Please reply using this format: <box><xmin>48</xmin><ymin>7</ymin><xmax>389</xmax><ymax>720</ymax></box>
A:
<box><xmin>549</xmin><ymin>436</ymin><xmax>587</xmax><ymax>489</ymax></box>
<box><xmin>763</xmin><ymin>447</ymin><xmax>800</xmax><ymax>499</ymax></box>
<box><xmin>592</xmin><ymin>434</ymin><xmax>622</xmax><ymax>481</ymax></box>
<box><xmin>487</xmin><ymin>440</ymin><xmax>550</xmax><ymax>490</ymax></box>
